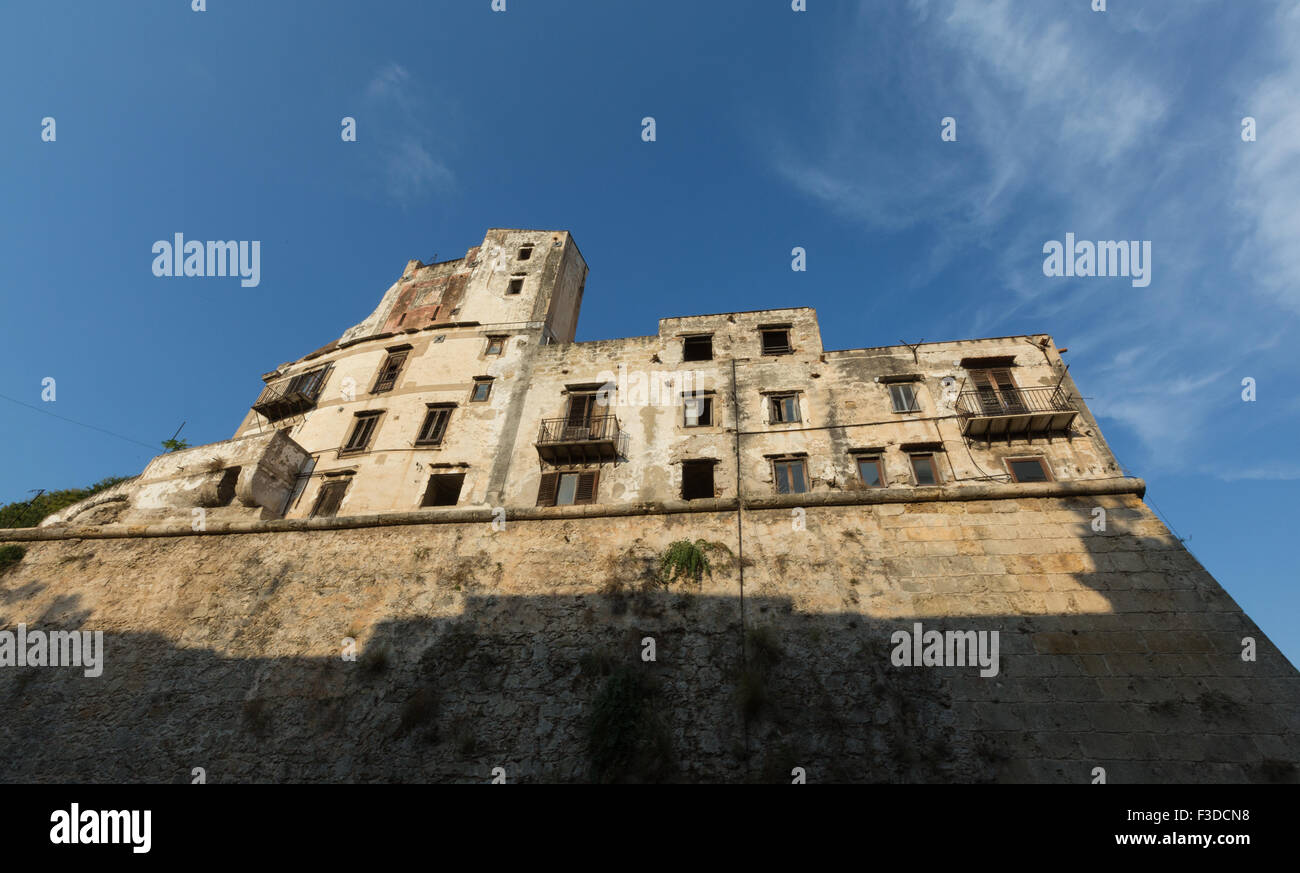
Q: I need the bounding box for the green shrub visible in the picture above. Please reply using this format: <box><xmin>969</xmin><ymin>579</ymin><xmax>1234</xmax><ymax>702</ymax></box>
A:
<box><xmin>0</xmin><ymin>544</ymin><xmax>26</xmax><ymax>575</ymax></box>
<box><xmin>657</xmin><ymin>539</ymin><xmax>713</xmax><ymax>587</ymax></box>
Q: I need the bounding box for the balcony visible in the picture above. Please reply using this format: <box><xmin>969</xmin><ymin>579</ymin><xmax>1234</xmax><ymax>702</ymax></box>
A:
<box><xmin>251</xmin><ymin>366</ymin><xmax>329</xmax><ymax>422</ymax></box>
<box><xmin>956</xmin><ymin>385</ymin><xmax>1079</xmax><ymax>439</ymax></box>
<box><xmin>536</xmin><ymin>415</ymin><xmax>621</xmax><ymax>465</ymax></box>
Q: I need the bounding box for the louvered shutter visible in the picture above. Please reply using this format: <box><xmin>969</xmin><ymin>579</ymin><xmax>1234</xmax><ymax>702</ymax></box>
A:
<box><xmin>536</xmin><ymin>472</ymin><xmax>558</xmax><ymax>506</ymax></box>
<box><xmin>574</xmin><ymin>471</ymin><xmax>599</xmax><ymax>505</ymax></box>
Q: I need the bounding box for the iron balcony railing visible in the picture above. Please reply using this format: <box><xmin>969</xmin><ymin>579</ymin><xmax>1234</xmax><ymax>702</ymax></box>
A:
<box><xmin>537</xmin><ymin>415</ymin><xmax>621</xmax><ymax>445</ymax></box>
<box><xmin>956</xmin><ymin>385</ymin><xmax>1077</xmax><ymax>418</ymax></box>
<box><xmin>251</xmin><ymin>365</ymin><xmax>330</xmax><ymax>421</ymax></box>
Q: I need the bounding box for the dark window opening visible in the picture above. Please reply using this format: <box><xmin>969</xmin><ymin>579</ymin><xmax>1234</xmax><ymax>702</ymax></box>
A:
<box><xmin>761</xmin><ymin>329</ymin><xmax>792</xmax><ymax>355</ymax></box>
<box><xmin>536</xmin><ymin>470</ymin><xmax>599</xmax><ymax>506</ymax></box>
<box><xmin>910</xmin><ymin>454</ymin><xmax>939</xmax><ymax>486</ymax></box>
<box><xmin>682</xmin><ymin>460</ymin><xmax>715</xmax><ymax>501</ymax></box>
<box><xmin>311</xmin><ymin>480</ymin><xmax>349</xmax><ymax>518</ymax></box>
<box><xmin>470</xmin><ymin>379</ymin><xmax>493</xmax><ymax>403</ymax></box>
<box><xmin>773</xmin><ymin>458</ymin><xmax>808</xmax><ymax>494</ymax></box>
<box><xmin>769</xmin><ymin>393</ymin><xmax>800</xmax><ymax>423</ymax></box>
<box><xmin>416</xmin><ymin>407</ymin><xmax>452</xmax><ymax>446</ymax></box>
<box><xmin>855</xmin><ymin>457</ymin><xmax>884</xmax><ymax>488</ymax></box>
<box><xmin>683</xmin><ymin>395</ymin><xmax>713</xmax><ymax>427</ymax></box>
<box><xmin>422</xmin><ymin>472</ymin><xmax>465</xmax><ymax>507</ymax></box>
<box><xmin>507</xmin><ymin>276</ymin><xmax>524</xmax><ymax>294</ymax></box>
<box><xmin>371</xmin><ymin>351</ymin><xmax>408</xmax><ymax>394</ymax></box>
<box><xmin>682</xmin><ymin>335</ymin><xmax>713</xmax><ymax>361</ymax></box>
<box><xmin>1007</xmin><ymin>458</ymin><xmax>1051</xmax><ymax>483</ymax></box>
<box><xmin>341</xmin><ymin>412</ymin><xmax>381</xmax><ymax>454</ymax></box>
<box><xmin>517</xmin><ymin>245</ymin><xmax>534</xmax><ymax>261</ymax></box>
<box><xmin>889</xmin><ymin>383</ymin><xmax>920</xmax><ymax>413</ymax></box>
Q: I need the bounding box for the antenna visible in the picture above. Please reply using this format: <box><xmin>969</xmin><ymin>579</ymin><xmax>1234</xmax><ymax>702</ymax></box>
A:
<box><xmin>900</xmin><ymin>339</ymin><xmax>925</xmax><ymax>364</ymax></box>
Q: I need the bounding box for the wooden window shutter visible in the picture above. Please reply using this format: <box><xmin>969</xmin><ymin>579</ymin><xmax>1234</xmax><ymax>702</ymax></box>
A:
<box><xmin>574</xmin><ymin>470</ymin><xmax>599</xmax><ymax>505</ymax></box>
<box><xmin>536</xmin><ymin>472</ymin><xmax>559</xmax><ymax>506</ymax></box>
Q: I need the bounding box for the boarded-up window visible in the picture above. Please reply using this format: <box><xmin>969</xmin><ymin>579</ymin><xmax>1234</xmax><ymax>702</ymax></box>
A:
<box><xmin>371</xmin><ymin>350</ymin><xmax>408</xmax><ymax>394</ymax></box>
<box><xmin>422</xmin><ymin>473</ymin><xmax>465</xmax><ymax>507</ymax></box>
<box><xmin>311</xmin><ymin>479</ymin><xmax>349</xmax><ymax>518</ymax></box>
<box><xmin>773</xmin><ymin>458</ymin><xmax>808</xmax><ymax>494</ymax></box>
<box><xmin>567</xmin><ymin>392</ymin><xmax>597</xmax><ymax>426</ymax></box>
<box><xmin>341</xmin><ymin>412</ymin><xmax>381</xmax><ymax>454</ymax></box>
<box><xmin>681</xmin><ymin>460</ymin><xmax>715</xmax><ymax>500</ymax></box>
<box><xmin>416</xmin><ymin>406</ymin><xmax>453</xmax><ymax>446</ymax></box>
<box><xmin>682</xmin><ymin>335</ymin><xmax>713</xmax><ymax>361</ymax></box>
<box><xmin>537</xmin><ymin>470</ymin><xmax>599</xmax><ymax>506</ymax></box>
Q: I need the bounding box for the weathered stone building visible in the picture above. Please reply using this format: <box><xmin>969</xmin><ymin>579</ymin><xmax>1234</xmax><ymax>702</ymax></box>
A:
<box><xmin>3</xmin><ymin>228</ymin><xmax>1297</xmax><ymax>783</ymax></box>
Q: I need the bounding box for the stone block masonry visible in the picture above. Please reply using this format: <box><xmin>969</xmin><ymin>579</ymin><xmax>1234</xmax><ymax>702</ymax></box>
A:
<box><xmin>1</xmin><ymin>488</ymin><xmax>1295</xmax><ymax>783</ymax></box>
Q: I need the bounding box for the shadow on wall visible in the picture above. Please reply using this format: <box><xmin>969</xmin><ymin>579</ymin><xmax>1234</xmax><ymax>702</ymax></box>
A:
<box><xmin>0</xmin><ymin>523</ymin><xmax>1297</xmax><ymax>784</ymax></box>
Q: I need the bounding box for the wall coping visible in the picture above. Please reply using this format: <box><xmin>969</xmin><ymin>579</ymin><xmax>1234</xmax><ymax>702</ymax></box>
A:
<box><xmin>0</xmin><ymin>477</ymin><xmax>1145</xmax><ymax>542</ymax></box>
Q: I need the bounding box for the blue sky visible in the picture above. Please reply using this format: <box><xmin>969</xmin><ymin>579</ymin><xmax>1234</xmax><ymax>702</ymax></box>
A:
<box><xmin>2</xmin><ymin>1</ymin><xmax>1297</xmax><ymax>663</ymax></box>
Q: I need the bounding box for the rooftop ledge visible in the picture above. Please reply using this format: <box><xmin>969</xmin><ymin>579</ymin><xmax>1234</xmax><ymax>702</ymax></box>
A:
<box><xmin>0</xmin><ymin>478</ymin><xmax>1145</xmax><ymax>542</ymax></box>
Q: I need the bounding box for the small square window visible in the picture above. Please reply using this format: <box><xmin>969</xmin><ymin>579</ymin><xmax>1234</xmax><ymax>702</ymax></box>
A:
<box><xmin>682</xmin><ymin>335</ymin><xmax>713</xmax><ymax>362</ymax></box>
<box><xmin>889</xmin><ymin>383</ymin><xmax>920</xmax><ymax>413</ymax></box>
<box><xmin>682</xmin><ymin>460</ymin><xmax>715</xmax><ymax>500</ymax></box>
<box><xmin>683</xmin><ymin>395</ymin><xmax>713</xmax><ymax>427</ymax></box>
<box><xmin>485</xmin><ymin>336</ymin><xmax>506</xmax><ymax>356</ymax></box>
<box><xmin>507</xmin><ymin>276</ymin><xmax>524</xmax><ymax>295</ymax></box>
<box><xmin>1007</xmin><ymin>458</ymin><xmax>1051</xmax><ymax>483</ymax></box>
<box><xmin>761</xmin><ymin>329</ymin><xmax>792</xmax><ymax>355</ymax></box>
<box><xmin>769</xmin><ymin>393</ymin><xmax>801</xmax><ymax>423</ymax></box>
<box><xmin>518</xmin><ymin>245</ymin><xmax>534</xmax><ymax>261</ymax></box>
<box><xmin>422</xmin><ymin>472</ymin><xmax>465</xmax><ymax>507</ymax></box>
<box><xmin>773</xmin><ymin>458</ymin><xmax>808</xmax><ymax>494</ymax></box>
<box><xmin>855</xmin><ymin>456</ymin><xmax>884</xmax><ymax>487</ymax></box>
<box><xmin>470</xmin><ymin>379</ymin><xmax>493</xmax><ymax>403</ymax></box>
<box><xmin>910</xmin><ymin>454</ymin><xmax>939</xmax><ymax>486</ymax></box>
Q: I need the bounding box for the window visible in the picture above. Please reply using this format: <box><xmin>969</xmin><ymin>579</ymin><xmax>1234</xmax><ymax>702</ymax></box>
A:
<box><xmin>681</xmin><ymin>460</ymin><xmax>715</xmax><ymax>500</ymax></box>
<box><xmin>485</xmin><ymin>336</ymin><xmax>506</xmax><ymax>356</ymax></box>
<box><xmin>340</xmin><ymin>412</ymin><xmax>381</xmax><ymax>455</ymax></box>
<box><xmin>416</xmin><ymin>405</ymin><xmax>453</xmax><ymax>446</ymax></box>
<box><xmin>371</xmin><ymin>349</ymin><xmax>409</xmax><ymax>394</ymax></box>
<box><xmin>1006</xmin><ymin>457</ymin><xmax>1052</xmax><ymax>483</ymax></box>
<box><xmin>772</xmin><ymin>457</ymin><xmax>808</xmax><ymax>494</ymax></box>
<box><xmin>470</xmin><ymin>378</ymin><xmax>493</xmax><ymax>403</ymax></box>
<box><xmin>761</xmin><ymin>328</ymin><xmax>792</xmax><ymax>355</ymax></box>
<box><xmin>683</xmin><ymin>395</ymin><xmax>713</xmax><ymax>427</ymax></box>
<box><xmin>855</xmin><ymin>456</ymin><xmax>885</xmax><ymax>487</ymax></box>
<box><xmin>536</xmin><ymin>470</ymin><xmax>599</xmax><ymax>506</ymax></box>
<box><xmin>889</xmin><ymin>383</ymin><xmax>920</xmax><ymax>413</ymax></box>
<box><xmin>682</xmin><ymin>335</ymin><xmax>713</xmax><ymax>362</ymax></box>
<box><xmin>311</xmin><ymin>479</ymin><xmax>350</xmax><ymax>518</ymax></box>
<box><xmin>910</xmin><ymin>453</ymin><xmax>940</xmax><ymax>486</ymax></box>
<box><xmin>422</xmin><ymin>473</ymin><xmax>465</xmax><ymax>507</ymax></box>
<box><xmin>769</xmin><ymin>393</ymin><xmax>801</xmax><ymax>424</ymax></box>
<box><xmin>289</xmin><ymin>367</ymin><xmax>328</xmax><ymax>398</ymax></box>
<box><xmin>506</xmin><ymin>275</ymin><xmax>524</xmax><ymax>295</ymax></box>
<box><xmin>518</xmin><ymin>245</ymin><xmax>534</xmax><ymax>261</ymax></box>
<box><xmin>567</xmin><ymin>392</ymin><xmax>597</xmax><ymax>427</ymax></box>
<box><xmin>969</xmin><ymin>368</ymin><xmax>1025</xmax><ymax>414</ymax></box>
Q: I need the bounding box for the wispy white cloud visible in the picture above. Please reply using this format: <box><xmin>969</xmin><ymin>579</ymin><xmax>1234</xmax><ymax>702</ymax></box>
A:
<box><xmin>767</xmin><ymin>0</ymin><xmax>1300</xmax><ymax>481</ymax></box>
<box><xmin>362</xmin><ymin>62</ymin><xmax>454</xmax><ymax>206</ymax></box>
